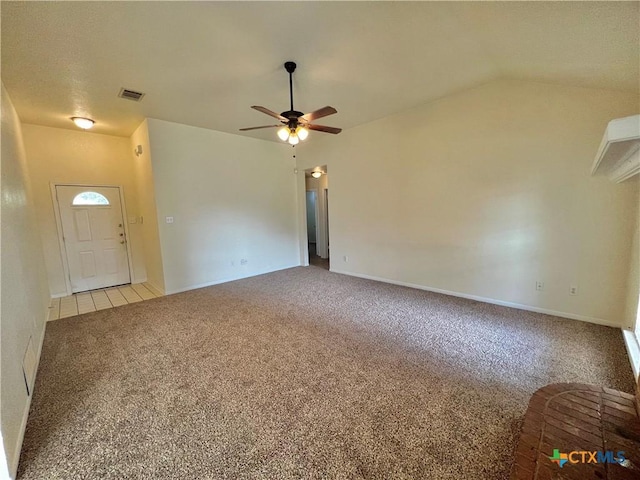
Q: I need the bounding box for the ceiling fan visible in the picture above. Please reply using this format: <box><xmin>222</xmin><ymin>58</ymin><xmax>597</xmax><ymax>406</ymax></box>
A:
<box><xmin>240</xmin><ymin>61</ymin><xmax>341</xmax><ymax>145</ymax></box>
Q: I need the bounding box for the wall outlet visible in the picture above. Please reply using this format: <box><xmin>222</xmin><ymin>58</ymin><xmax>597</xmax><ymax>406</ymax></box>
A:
<box><xmin>535</xmin><ymin>281</ymin><xmax>544</xmax><ymax>291</ymax></box>
<box><xmin>240</xmin><ymin>259</ymin><xmax>248</xmax><ymax>265</ymax></box>
<box><xmin>343</xmin><ymin>255</ymin><xmax>348</xmax><ymax>262</ymax></box>
<box><xmin>165</xmin><ymin>216</ymin><xmax>174</xmax><ymax>224</ymax></box>
<box><xmin>569</xmin><ymin>285</ymin><xmax>578</xmax><ymax>296</ymax></box>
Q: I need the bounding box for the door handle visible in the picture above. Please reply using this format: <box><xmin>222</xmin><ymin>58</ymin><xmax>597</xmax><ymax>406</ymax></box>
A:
<box><xmin>120</xmin><ymin>240</ymin><xmax>126</xmax><ymax>244</ymax></box>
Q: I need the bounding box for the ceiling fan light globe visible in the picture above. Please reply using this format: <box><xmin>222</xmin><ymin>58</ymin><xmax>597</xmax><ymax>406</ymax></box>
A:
<box><xmin>288</xmin><ymin>133</ymin><xmax>299</xmax><ymax>145</ymax></box>
<box><xmin>277</xmin><ymin>127</ymin><xmax>290</xmax><ymax>141</ymax></box>
<box><xmin>297</xmin><ymin>127</ymin><xmax>309</xmax><ymax>141</ymax></box>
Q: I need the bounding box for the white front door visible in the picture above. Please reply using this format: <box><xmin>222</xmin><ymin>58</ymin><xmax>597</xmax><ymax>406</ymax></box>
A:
<box><xmin>56</xmin><ymin>185</ymin><xmax>131</xmax><ymax>293</ymax></box>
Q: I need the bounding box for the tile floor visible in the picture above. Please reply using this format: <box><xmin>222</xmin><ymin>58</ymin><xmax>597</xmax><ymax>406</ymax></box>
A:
<box><xmin>48</xmin><ymin>283</ymin><xmax>162</xmax><ymax>320</ymax></box>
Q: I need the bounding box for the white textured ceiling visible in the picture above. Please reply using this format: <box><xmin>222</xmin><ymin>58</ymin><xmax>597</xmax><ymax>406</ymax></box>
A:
<box><xmin>2</xmin><ymin>2</ymin><xmax>638</xmax><ymax>140</ymax></box>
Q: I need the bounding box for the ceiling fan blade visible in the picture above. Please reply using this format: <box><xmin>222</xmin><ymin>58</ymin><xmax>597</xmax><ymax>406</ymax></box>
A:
<box><xmin>300</xmin><ymin>106</ymin><xmax>337</xmax><ymax>123</ymax></box>
<box><xmin>239</xmin><ymin>125</ymin><xmax>281</xmax><ymax>131</ymax></box>
<box><xmin>251</xmin><ymin>106</ymin><xmax>287</xmax><ymax>121</ymax></box>
<box><xmin>307</xmin><ymin>124</ymin><xmax>342</xmax><ymax>134</ymax></box>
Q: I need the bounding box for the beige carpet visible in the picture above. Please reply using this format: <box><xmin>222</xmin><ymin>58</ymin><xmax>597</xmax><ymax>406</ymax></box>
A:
<box><xmin>18</xmin><ymin>266</ymin><xmax>635</xmax><ymax>479</ymax></box>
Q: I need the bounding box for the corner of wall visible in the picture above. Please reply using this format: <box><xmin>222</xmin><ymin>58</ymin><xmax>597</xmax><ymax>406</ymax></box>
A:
<box><xmin>130</xmin><ymin>119</ymin><xmax>166</xmax><ymax>293</ymax></box>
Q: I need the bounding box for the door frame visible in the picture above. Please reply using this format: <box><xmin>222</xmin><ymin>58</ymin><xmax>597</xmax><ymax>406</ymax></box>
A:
<box><xmin>50</xmin><ymin>183</ymin><xmax>135</xmax><ymax>297</ymax></box>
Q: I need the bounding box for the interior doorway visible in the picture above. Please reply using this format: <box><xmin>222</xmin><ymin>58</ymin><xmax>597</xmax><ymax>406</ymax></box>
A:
<box><xmin>306</xmin><ymin>190</ymin><xmax>318</xmax><ymax>254</ymax></box>
<box><xmin>305</xmin><ymin>166</ymin><xmax>329</xmax><ymax>270</ymax></box>
<box><xmin>54</xmin><ymin>185</ymin><xmax>132</xmax><ymax>293</ymax></box>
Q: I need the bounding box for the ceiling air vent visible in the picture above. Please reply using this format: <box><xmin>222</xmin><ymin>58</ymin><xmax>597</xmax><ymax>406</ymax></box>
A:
<box><xmin>118</xmin><ymin>88</ymin><xmax>145</xmax><ymax>102</ymax></box>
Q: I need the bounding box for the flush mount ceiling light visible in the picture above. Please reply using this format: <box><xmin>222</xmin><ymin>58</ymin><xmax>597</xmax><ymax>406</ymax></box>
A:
<box><xmin>311</xmin><ymin>171</ymin><xmax>323</xmax><ymax>178</ymax></box>
<box><xmin>240</xmin><ymin>61</ymin><xmax>342</xmax><ymax>144</ymax></box>
<box><xmin>71</xmin><ymin>117</ymin><xmax>95</xmax><ymax>129</ymax></box>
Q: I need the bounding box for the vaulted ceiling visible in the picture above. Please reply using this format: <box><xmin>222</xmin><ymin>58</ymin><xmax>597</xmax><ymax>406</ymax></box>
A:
<box><xmin>2</xmin><ymin>2</ymin><xmax>638</xmax><ymax>140</ymax></box>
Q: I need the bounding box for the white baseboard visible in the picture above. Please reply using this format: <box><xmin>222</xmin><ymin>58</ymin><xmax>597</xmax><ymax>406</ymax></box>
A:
<box><xmin>9</xmin><ymin>310</ymin><xmax>47</xmax><ymax>479</ymax></box>
<box><xmin>623</xmin><ymin>330</ymin><xmax>640</xmax><ymax>380</ymax></box>
<box><xmin>330</xmin><ymin>269</ymin><xmax>621</xmax><ymax>329</ymax></box>
<box><xmin>164</xmin><ymin>264</ymin><xmax>298</xmax><ymax>295</ymax></box>
<box><xmin>50</xmin><ymin>292</ymin><xmax>68</xmax><ymax>299</ymax></box>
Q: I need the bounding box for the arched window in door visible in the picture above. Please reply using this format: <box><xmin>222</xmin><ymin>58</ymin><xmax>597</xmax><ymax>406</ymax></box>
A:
<box><xmin>72</xmin><ymin>191</ymin><xmax>110</xmax><ymax>206</ymax></box>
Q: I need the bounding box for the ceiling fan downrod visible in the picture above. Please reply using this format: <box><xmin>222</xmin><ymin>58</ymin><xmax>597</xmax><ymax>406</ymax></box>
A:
<box><xmin>284</xmin><ymin>61</ymin><xmax>296</xmax><ymax>113</ymax></box>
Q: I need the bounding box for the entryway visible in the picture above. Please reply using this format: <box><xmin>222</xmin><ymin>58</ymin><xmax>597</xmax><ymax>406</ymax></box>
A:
<box><xmin>306</xmin><ymin>190</ymin><xmax>318</xmax><ymax>255</ymax></box>
<box><xmin>54</xmin><ymin>185</ymin><xmax>133</xmax><ymax>293</ymax></box>
<box><xmin>48</xmin><ymin>282</ymin><xmax>162</xmax><ymax>320</ymax></box>
<box><xmin>305</xmin><ymin>166</ymin><xmax>329</xmax><ymax>270</ymax></box>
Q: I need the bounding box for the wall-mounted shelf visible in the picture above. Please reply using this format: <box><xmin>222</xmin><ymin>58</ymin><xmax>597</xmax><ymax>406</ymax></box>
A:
<box><xmin>591</xmin><ymin>114</ymin><xmax>640</xmax><ymax>183</ymax></box>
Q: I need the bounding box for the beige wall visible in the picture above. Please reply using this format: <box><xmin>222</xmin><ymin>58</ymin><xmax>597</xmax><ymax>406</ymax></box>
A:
<box><xmin>21</xmin><ymin>125</ymin><xmax>147</xmax><ymax>296</ymax></box>
<box><xmin>130</xmin><ymin>120</ymin><xmax>165</xmax><ymax>293</ymax></box>
<box><xmin>297</xmin><ymin>79</ymin><xmax>639</xmax><ymax>326</ymax></box>
<box><xmin>1</xmin><ymin>84</ymin><xmax>49</xmax><ymax>477</ymax></box>
<box><xmin>146</xmin><ymin>118</ymin><xmax>299</xmax><ymax>294</ymax></box>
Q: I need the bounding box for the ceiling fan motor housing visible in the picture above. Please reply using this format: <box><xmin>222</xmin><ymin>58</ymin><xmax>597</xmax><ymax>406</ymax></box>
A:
<box><xmin>283</xmin><ymin>110</ymin><xmax>304</xmax><ymax>122</ymax></box>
